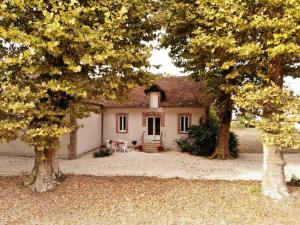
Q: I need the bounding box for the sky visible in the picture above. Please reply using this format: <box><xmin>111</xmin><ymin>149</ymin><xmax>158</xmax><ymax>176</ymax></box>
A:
<box><xmin>150</xmin><ymin>48</ymin><xmax>300</xmax><ymax>94</ymax></box>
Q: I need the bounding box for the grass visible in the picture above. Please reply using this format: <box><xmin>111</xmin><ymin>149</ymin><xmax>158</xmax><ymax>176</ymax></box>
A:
<box><xmin>1</xmin><ymin>175</ymin><xmax>300</xmax><ymax>225</ymax></box>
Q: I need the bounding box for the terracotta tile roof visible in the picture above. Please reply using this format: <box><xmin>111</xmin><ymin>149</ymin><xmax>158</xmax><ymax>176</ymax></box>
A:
<box><xmin>102</xmin><ymin>76</ymin><xmax>210</xmax><ymax>108</ymax></box>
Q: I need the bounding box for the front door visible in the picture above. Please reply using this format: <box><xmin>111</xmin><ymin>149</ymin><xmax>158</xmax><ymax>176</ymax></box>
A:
<box><xmin>147</xmin><ymin>116</ymin><xmax>161</xmax><ymax>140</ymax></box>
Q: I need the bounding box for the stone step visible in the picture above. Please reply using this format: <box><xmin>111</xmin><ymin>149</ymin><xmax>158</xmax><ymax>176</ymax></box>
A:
<box><xmin>144</xmin><ymin>147</ymin><xmax>159</xmax><ymax>150</ymax></box>
<box><xmin>144</xmin><ymin>142</ymin><xmax>160</xmax><ymax>145</ymax></box>
<box><xmin>143</xmin><ymin>141</ymin><xmax>163</xmax><ymax>153</ymax></box>
<box><xmin>144</xmin><ymin>144</ymin><xmax>161</xmax><ymax>147</ymax></box>
<box><xmin>144</xmin><ymin>146</ymin><xmax>160</xmax><ymax>150</ymax></box>
<box><xmin>144</xmin><ymin>148</ymin><xmax>159</xmax><ymax>153</ymax></box>
<box><xmin>144</xmin><ymin>141</ymin><xmax>160</xmax><ymax>145</ymax></box>
<box><xmin>143</xmin><ymin>140</ymin><xmax>162</xmax><ymax>153</ymax></box>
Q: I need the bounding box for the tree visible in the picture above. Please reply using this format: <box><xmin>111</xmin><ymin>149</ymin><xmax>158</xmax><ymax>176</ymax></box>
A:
<box><xmin>234</xmin><ymin>84</ymin><xmax>300</xmax><ymax>199</ymax></box>
<box><xmin>0</xmin><ymin>0</ymin><xmax>160</xmax><ymax>192</ymax></box>
<box><xmin>232</xmin><ymin>0</ymin><xmax>300</xmax><ymax>199</ymax></box>
<box><xmin>161</xmin><ymin>0</ymin><xmax>254</xmax><ymax>159</ymax></box>
<box><xmin>162</xmin><ymin>0</ymin><xmax>300</xmax><ymax>198</ymax></box>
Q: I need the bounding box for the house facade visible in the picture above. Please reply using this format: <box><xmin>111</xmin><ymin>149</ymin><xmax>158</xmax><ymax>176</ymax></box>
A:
<box><xmin>0</xmin><ymin>76</ymin><xmax>209</xmax><ymax>158</ymax></box>
<box><xmin>101</xmin><ymin>77</ymin><xmax>209</xmax><ymax>152</ymax></box>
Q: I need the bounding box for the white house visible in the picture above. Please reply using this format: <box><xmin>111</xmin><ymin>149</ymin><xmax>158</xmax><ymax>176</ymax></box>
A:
<box><xmin>101</xmin><ymin>76</ymin><xmax>210</xmax><ymax>152</ymax></box>
<box><xmin>0</xmin><ymin>76</ymin><xmax>210</xmax><ymax>158</ymax></box>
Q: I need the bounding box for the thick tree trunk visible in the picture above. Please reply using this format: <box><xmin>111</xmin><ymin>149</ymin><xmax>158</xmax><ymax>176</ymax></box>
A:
<box><xmin>262</xmin><ymin>143</ymin><xmax>289</xmax><ymax>199</ymax></box>
<box><xmin>210</xmin><ymin>118</ymin><xmax>231</xmax><ymax>159</ymax></box>
<box><xmin>210</xmin><ymin>96</ymin><xmax>233</xmax><ymax>160</ymax></box>
<box><xmin>24</xmin><ymin>147</ymin><xmax>65</xmax><ymax>192</ymax></box>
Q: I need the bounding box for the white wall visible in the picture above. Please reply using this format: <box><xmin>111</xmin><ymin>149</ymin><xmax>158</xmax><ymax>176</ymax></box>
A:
<box><xmin>0</xmin><ymin>113</ymin><xmax>102</xmax><ymax>159</ymax></box>
<box><xmin>0</xmin><ymin>134</ymin><xmax>70</xmax><ymax>158</ymax></box>
<box><xmin>163</xmin><ymin>107</ymin><xmax>205</xmax><ymax>150</ymax></box>
<box><xmin>103</xmin><ymin>108</ymin><xmax>144</xmax><ymax>147</ymax></box>
<box><xmin>76</xmin><ymin>113</ymin><xmax>102</xmax><ymax>156</ymax></box>
<box><xmin>103</xmin><ymin>107</ymin><xmax>206</xmax><ymax>150</ymax></box>
<box><xmin>59</xmin><ymin>134</ymin><xmax>70</xmax><ymax>158</ymax></box>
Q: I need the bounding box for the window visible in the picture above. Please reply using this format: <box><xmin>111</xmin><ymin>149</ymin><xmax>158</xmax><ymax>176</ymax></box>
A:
<box><xmin>178</xmin><ymin>113</ymin><xmax>191</xmax><ymax>134</ymax></box>
<box><xmin>149</xmin><ymin>92</ymin><xmax>159</xmax><ymax>108</ymax></box>
<box><xmin>117</xmin><ymin>114</ymin><xmax>128</xmax><ymax>133</ymax></box>
<box><xmin>180</xmin><ymin>116</ymin><xmax>189</xmax><ymax>133</ymax></box>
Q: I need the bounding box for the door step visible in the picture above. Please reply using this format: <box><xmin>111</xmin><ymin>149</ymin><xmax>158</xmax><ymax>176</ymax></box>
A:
<box><xmin>143</xmin><ymin>141</ymin><xmax>162</xmax><ymax>153</ymax></box>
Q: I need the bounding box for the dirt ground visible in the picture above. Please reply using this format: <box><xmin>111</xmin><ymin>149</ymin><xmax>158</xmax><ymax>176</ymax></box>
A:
<box><xmin>0</xmin><ymin>128</ymin><xmax>299</xmax><ymax>225</ymax></box>
<box><xmin>231</xmin><ymin>128</ymin><xmax>263</xmax><ymax>153</ymax></box>
<box><xmin>232</xmin><ymin>128</ymin><xmax>299</xmax><ymax>153</ymax></box>
<box><xmin>0</xmin><ymin>176</ymin><xmax>299</xmax><ymax>225</ymax></box>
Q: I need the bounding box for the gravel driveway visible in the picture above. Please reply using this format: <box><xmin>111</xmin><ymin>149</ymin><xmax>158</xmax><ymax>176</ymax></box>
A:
<box><xmin>1</xmin><ymin>151</ymin><xmax>300</xmax><ymax>181</ymax></box>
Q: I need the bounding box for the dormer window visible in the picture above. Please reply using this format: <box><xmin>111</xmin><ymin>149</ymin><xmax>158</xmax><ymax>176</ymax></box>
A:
<box><xmin>145</xmin><ymin>84</ymin><xmax>166</xmax><ymax>109</ymax></box>
<box><xmin>150</xmin><ymin>92</ymin><xmax>159</xmax><ymax>109</ymax></box>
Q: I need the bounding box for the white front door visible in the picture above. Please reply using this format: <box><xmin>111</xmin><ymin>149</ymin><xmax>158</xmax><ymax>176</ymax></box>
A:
<box><xmin>146</xmin><ymin>116</ymin><xmax>161</xmax><ymax>140</ymax></box>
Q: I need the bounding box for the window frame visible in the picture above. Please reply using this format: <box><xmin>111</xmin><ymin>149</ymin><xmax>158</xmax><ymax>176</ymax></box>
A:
<box><xmin>116</xmin><ymin>113</ymin><xmax>128</xmax><ymax>133</ymax></box>
<box><xmin>178</xmin><ymin>113</ymin><xmax>192</xmax><ymax>134</ymax></box>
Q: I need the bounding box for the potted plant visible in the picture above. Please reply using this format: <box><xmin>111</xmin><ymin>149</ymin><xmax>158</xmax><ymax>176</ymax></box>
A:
<box><xmin>138</xmin><ymin>145</ymin><xmax>143</xmax><ymax>152</ymax></box>
<box><xmin>132</xmin><ymin>140</ymin><xmax>138</xmax><ymax>150</ymax></box>
<box><xmin>157</xmin><ymin>145</ymin><xmax>164</xmax><ymax>152</ymax></box>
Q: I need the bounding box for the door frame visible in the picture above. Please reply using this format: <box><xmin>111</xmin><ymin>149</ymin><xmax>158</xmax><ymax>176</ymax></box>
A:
<box><xmin>146</xmin><ymin>116</ymin><xmax>161</xmax><ymax>141</ymax></box>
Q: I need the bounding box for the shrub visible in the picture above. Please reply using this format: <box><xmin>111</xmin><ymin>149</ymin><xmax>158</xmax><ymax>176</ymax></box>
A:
<box><xmin>290</xmin><ymin>175</ymin><xmax>300</xmax><ymax>186</ymax></box>
<box><xmin>188</xmin><ymin>123</ymin><xmax>218</xmax><ymax>156</ymax></box>
<box><xmin>93</xmin><ymin>148</ymin><xmax>113</xmax><ymax>158</ymax></box>
<box><xmin>176</xmin><ymin>123</ymin><xmax>239</xmax><ymax>158</ymax></box>
<box><xmin>175</xmin><ymin>139</ymin><xmax>190</xmax><ymax>152</ymax></box>
<box><xmin>229</xmin><ymin>132</ymin><xmax>239</xmax><ymax>158</ymax></box>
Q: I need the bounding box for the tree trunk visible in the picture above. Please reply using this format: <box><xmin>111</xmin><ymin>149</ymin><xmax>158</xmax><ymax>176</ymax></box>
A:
<box><xmin>210</xmin><ymin>116</ymin><xmax>232</xmax><ymax>159</ymax></box>
<box><xmin>260</xmin><ymin>55</ymin><xmax>288</xmax><ymax>199</ymax></box>
<box><xmin>24</xmin><ymin>147</ymin><xmax>65</xmax><ymax>192</ymax></box>
<box><xmin>261</xmin><ymin>143</ymin><xmax>289</xmax><ymax>199</ymax></box>
<box><xmin>210</xmin><ymin>96</ymin><xmax>233</xmax><ymax>160</ymax></box>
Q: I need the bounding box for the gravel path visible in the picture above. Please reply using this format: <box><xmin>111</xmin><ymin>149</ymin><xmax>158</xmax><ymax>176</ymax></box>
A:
<box><xmin>1</xmin><ymin>151</ymin><xmax>300</xmax><ymax>181</ymax></box>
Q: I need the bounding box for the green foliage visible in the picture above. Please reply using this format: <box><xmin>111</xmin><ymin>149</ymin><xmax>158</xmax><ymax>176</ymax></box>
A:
<box><xmin>232</xmin><ymin>115</ymin><xmax>256</xmax><ymax>129</ymax></box>
<box><xmin>290</xmin><ymin>175</ymin><xmax>300</xmax><ymax>187</ymax></box>
<box><xmin>229</xmin><ymin>132</ymin><xmax>239</xmax><ymax>158</ymax></box>
<box><xmin>233</xmin><ymin>83</ymin><xmax>300</xmax><ymax>149</ymax></box>
<box><xmin>231</xmin><ymin>121</ymin><xmax>247</xmax><ymax>129</ymax></box>
<box><xmin>163</xmin><ymin>0</ymin><xmax>300</xmax><ymax>150</ymax></box>
<box><xmin>93</xmin><ymin>148</ymin><xmax>113</xmax><ymax>158</ymax></box>
<box><xmin>163</xmin><ymin>0</ymin><xmax>299</xmax><ymax>80</ymax></box>
<box><xmin>209</xmin><ymin>105</ymin><xmax>219</xmax><ymax>124</ymax></box>
<box><xmin>176</xmin><ymin>123</ymin><xmax>239</xmax><ymax>158</ymax></box>
<box><xmin>0</xmin><ymin>0</ymin><xmax>161</xmax><ymax>151</ymax></box>
<box><xmin>175</xmin><ymin>139</ymin><xmax>190</xmax><ymax>153</ymax></box>
<box><xmin>186</xmin><ymin>123</ymin><xmax>218</xmax><ymax>156</ymax></box>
